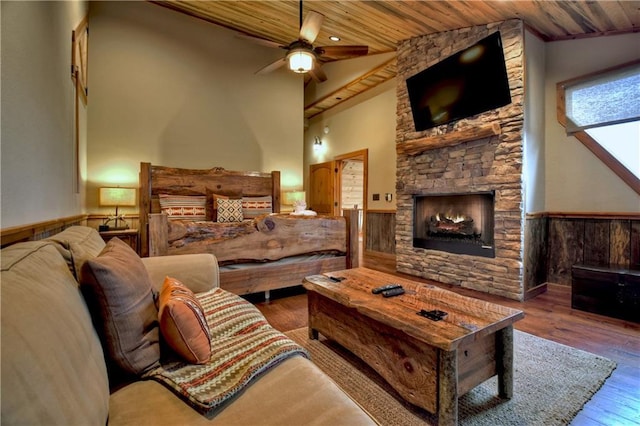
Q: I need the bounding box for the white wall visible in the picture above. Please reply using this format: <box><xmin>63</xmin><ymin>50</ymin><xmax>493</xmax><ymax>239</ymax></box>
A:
<box><xmin>544</xmin><ymin>33</ymin><xmax>640</xmax><ymax>212</ymax></box>
<box><xmin>304</xmin><ymin>53</ymin><xmax>397</xmax><ymax>211</ymax></box>
<box><xmin>523</xmin><ymin>29</ymin><xmax>546</xmax><ymax>214</ymax></box>
<box><xmin>305</xmin><ymin>83</ymin><xmax>397</xmax><ymax>211</ymax></box>
<box><xmin>87</xmin><ymin>1</ymin><xmax>304</xmax><ymax>214</ymax></box>
<box><xmin>1</xmin><ymin>1</ymin><xmax>88</xmax><ymax>228</ymax></box>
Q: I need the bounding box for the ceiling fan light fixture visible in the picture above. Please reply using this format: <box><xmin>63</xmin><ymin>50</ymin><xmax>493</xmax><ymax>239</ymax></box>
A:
<box><xmin>287</xmin><ymin>48</ymin><xmax>315</xmax><ymax>73</ymax></box>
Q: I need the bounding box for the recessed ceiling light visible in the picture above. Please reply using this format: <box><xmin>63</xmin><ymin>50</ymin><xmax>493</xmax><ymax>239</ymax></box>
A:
<box><xmin>329</xmin><ymin>36</ymin><xmax>341</xmax><ymax>42</ymax></box>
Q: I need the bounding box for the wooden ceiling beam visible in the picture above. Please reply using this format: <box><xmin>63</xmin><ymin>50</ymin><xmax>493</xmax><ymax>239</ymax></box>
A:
<box><xmin>304</xmin><ymin>57</ymin><xmax>397</xmax><ymax>119</ymax></box>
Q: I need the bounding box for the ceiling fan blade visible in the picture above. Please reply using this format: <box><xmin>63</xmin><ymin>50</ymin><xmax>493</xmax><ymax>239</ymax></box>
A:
<box><xmin>236</xmin><ymin>33</ymin><xmax>285</xmax><ymax>50</ymax></box>
<box><xmin>315</xmin><ymin>45</ymin><xmax>369</xmax><ymax>60</ymax></box>
<box><xmin>256</xmin><ymin>57</ymin><xmax>287</xmax><ymax>75</ymax></box>
<box><xmin>309</xmin><ymin>63</ymin><xmax>327</xmax><ymax>83</ymax></box>
<box><xmin>299</xmin><ymin>10</ymin><xmax>324</xmax><ymax>44</ymax></box>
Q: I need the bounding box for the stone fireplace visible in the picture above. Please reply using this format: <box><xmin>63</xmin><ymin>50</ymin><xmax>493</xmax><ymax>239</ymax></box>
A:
<box><xmin>396</xmin><ymin>20</ymin><xmax>526</xmax><ymax>300</ymax></box>
<box><xmin>413</xmin><ymin>192</ymin><xmax>495</xmax><ymax>258</ymax></box>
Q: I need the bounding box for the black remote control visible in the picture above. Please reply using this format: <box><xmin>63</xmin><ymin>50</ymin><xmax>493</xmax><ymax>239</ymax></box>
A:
<box><xmin>372</xmin><ymin>284</ymin><xmax>402</xmax><ymax>294</ymax></box>
<box><xmin>417</xmin><ymin>309</ymin><xmax>448</xmax><ymax>321</ymax></box>
<box><xmin>382</xmin><ymin>287</ymin><xmax>405</xmax><ymax>297</ymax></box>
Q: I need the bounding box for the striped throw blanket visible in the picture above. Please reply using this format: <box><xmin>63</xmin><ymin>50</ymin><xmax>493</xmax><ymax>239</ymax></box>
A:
<box><xmin>145</xmin><ymin>288</ymin><xmax>309</xmax><ymax>414</ymax></box>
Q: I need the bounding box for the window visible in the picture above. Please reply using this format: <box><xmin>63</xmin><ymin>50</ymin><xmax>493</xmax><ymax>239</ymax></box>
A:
<box><xmin>557</xmin><ymin>60</ymin><xmax>640</xmax><ymax>195</ymax></box>
<box><xmin>586</xmin><ymin>121</ymin><xmax>640</xmax><ymax>179</ymax></box>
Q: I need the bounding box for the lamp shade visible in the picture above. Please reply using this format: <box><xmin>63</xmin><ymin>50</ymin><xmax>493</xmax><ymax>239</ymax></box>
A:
<box><xmin>99</xmin><ymin>187</ymin><xmax>137</xmax><ymax>207</ymax></box>
<box><xmin>287</xmin><ymin>49</ymin><xmax>314</xmax><ymax>73</ymax></box>
<box><xmin>282</xmin><ymin>191</ymin><xmax>306</xmax><ymax>206</ymax></box>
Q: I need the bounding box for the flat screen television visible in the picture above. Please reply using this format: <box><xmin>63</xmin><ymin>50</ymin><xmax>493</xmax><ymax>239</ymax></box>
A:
<box><xmin>406</xmin><ymin>31</ymin><xmax>511</xmax><ymax>132</ymax></box>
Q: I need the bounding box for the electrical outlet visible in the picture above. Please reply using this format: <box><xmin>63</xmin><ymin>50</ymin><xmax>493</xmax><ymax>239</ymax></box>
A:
<box><xmin>385</xmin><ymin>193</ymin><xmax>393</xmax><ymax>202</ymax></box>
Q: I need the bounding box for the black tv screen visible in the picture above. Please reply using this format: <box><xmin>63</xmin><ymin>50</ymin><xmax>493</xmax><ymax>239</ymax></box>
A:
<box><xmin>406</xmin><ymin>32</ymin><xmax>511</xmax><ymax>132</ymax></box>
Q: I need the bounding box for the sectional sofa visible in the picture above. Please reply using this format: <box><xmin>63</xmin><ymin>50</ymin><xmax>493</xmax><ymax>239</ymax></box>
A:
<box><xmin>1</xmin><ymin>226</ymin><xmax>375</xmax><ymax>425</ymax></box>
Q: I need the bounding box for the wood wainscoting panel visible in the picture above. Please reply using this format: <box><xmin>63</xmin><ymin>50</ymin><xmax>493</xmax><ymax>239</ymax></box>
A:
<box><xmin>523</xmin><ymin>215</ymin><xmax>548</xmax><ymax>293</ymax></box>
<box><xmin>547</xmin><ymin>219</ymin><xmax>585</xmax><ymax>285</ymax></box>
<box><xmin>632</xmin><ymin>221</ymin><xmax>640</xmax><ymax>269</ymax></box>
<box><xmin>1</xmin><ymin>214</ymin><xmax>88</xmax><ymax>248</ymax></box>
<box><xmin>583</xmin><ymin>220</ymin><xmax>610</xmax><ymax>266</ymax></box>
<box><xmin>366</xmin><ymin>210</ymin><xmax>396</xmax><ymax>254</ymax></box>
<box><xmin>610</xmin><ymin>220</ymin><xmax>631</xmax><ymax>266</ymax></box>
<box><xmin>533</xmin><ymin>213</ymin><xmax>640</xmax><ymax>286</ymax></box>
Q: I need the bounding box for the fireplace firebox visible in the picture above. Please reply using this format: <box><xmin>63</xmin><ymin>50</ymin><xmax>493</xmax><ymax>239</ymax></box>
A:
<box><xmin>413</xmin><ymin>192</ymin><xmax>495</xmax><ymax>258</ymax></box>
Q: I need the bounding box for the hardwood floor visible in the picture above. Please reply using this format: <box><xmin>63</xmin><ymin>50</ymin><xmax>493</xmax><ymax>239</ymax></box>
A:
<box><xmin>247</xmin><ymin>251</ymin><xmax>640</xmax><ymax>426</ymax></box>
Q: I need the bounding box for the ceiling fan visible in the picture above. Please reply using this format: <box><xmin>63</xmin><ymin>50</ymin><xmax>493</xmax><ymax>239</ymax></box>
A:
<box><xmin>242</xmin><ymin>0</ymin><xmax>369</xmax><ymax>82</ymax></box>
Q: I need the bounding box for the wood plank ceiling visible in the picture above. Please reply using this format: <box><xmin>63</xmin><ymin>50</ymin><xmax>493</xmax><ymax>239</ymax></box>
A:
<box><xmin>152</xmin><ymin>1</ymin><xmax>639</xmax><ymax>119</ymax></box>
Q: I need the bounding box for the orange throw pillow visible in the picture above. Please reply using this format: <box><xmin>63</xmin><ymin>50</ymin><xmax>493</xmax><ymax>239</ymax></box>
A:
<box><xmin>159</xmin><ymin>277</ymin><xmax>211</xmax><ymax>364</ymax></box>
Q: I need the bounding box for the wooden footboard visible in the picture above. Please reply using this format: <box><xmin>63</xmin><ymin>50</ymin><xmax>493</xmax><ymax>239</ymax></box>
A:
<box><xmin>220</xmin><ymin>256</ymin><xmax>348</xmax><ymax>296</ymax></box>
<box><xmin>148</xmin><ymin>209</ymin><xmax>359</xmax><ymax>295</ymax></box>
<box><xmin>150</xmin><ymin>214</ymin><xmax>348</xmax><ymax>261</ymax></box>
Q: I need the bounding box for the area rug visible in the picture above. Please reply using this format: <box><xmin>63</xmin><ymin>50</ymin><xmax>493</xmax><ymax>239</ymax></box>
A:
<box><xmin>285</xmin><ymin>328</ymin><xmax>616</xmax><ymax>426</ymax></box>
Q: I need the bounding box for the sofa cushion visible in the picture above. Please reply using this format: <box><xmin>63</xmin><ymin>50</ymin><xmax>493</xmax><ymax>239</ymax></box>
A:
<box><xmin>80</xmin><ymin>238</ymin><xmax>160</xmax><ymax>376</ymax></box>
<box><xmin>45</xmin><ymin>225</ymin><xmax>106</xmax><ymax>279</ymax></box>
<box><xmin>159</xmin><ymin>276</ymin><xmax>211</xmax><ymax>364</ymax></box>
<box><xmin>1</xmin><ymin>241</ymin><xmax>110</xmax><ymax>425</ymax></box>
<box><xmin>109</xmin><ymin>357</ymin><xmax>377</xmax><ymax>426</ymax></box>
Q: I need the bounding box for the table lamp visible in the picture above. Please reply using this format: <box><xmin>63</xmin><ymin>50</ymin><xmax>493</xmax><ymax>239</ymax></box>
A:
<box><xmin>99</xmin><ymin>187</ymin><xmax>136</xmax><ymax>230</ymax></box>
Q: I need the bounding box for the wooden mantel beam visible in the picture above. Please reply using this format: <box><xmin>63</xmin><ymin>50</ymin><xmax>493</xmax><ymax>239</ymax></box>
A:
<box><xmin>397</xmin><ymin>122</ymin><xmax>502</xmax><ymax>155</ymax></box>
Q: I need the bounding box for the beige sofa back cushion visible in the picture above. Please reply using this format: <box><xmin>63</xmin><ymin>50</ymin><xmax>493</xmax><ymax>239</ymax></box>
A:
<box><xmin>46</xmin><ymin>225</ymin><xmax>106</xmax><ymax>279</ymax></box>
<box><xmin>0</xmin><ymin>241</ymin><xmax>110</xmax><ymax>425</ymax></box>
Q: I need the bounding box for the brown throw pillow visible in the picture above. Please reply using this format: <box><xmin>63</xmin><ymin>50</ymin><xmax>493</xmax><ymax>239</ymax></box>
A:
<box><xmin>80</xmin><ymin>238</ymin><xmax>160</xmax><ymax>376</ymax></box>
<box><xmin>159</xmin><ymin>276</ymin><xmax>211</xmax><ymax>364</ymax></box>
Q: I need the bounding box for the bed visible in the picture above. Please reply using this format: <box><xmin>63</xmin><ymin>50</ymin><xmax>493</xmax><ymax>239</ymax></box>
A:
<box><xmin>139</xmin><ymin>162</ymin><xmax>359</xmax><ymax>297</ymax></box>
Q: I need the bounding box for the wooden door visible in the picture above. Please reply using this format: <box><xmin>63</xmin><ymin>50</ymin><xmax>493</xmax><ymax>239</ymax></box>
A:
<box><xmin>309</xmin><ymin>161</ymin><xmax>338</xmax><ymax>215</ymax></box>
<box><xmin>340</xmin><ymin>159</ymin><xmax>364</xmax><ymax>211</ymax></box>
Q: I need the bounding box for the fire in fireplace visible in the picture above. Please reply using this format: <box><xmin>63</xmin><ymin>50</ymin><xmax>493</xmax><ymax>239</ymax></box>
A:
<box><xmin>414</xmin><ymin>192</ymin><xmax>495</xmax><ymax>258</ymax></box>
<box><xmin>429</xmin><ymin>212</ymin><xmax>476</xmax><ymax>237</ymax></box>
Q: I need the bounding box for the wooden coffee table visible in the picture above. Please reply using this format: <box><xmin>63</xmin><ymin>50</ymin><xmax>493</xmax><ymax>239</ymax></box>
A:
<box><xmin>302</xmin><ymin>267</ymin><xmax>524</xmax><ymax>426</ymax></box>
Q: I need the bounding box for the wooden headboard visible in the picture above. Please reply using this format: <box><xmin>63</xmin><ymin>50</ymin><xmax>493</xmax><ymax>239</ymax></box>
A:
<box><xmin>139</xmin><ymin>162</ymin><xmax>281</xmax><ymax>257</ymax></box>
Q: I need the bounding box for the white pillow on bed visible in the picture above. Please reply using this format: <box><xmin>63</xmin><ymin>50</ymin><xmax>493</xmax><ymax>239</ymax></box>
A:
<box><xmin>242</xmin><ymin>196</ymin><xmax>272</xmax><ymax>219</ymax></box>
<box><xmin>159</xmin><ymin>194</ymin><xmax>207</xmax><ymax>221</ymax></box>
<box><xmin>217</xmin><ymin>198</ymin><xmax>244</xmax><ymax>223</ymax></box>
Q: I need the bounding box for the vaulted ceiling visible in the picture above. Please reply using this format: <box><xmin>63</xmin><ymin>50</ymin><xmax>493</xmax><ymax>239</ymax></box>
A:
<box><xmin>152</xmin><ymin>1</ymin><xmax>639</xmax><ymax>118</ymax></box>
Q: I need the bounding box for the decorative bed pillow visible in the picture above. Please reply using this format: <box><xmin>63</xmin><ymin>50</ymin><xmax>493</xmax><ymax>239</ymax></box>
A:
<box><xmin>242</xmin><ymin>196</ymin><xmax>273</xmax><ymax>219</ymax></box>
<box><xmin>159</xmin><ymin>194</ymin><xmax>207</xmax><ymax>220</ymax></box>
<box><xmin>158</xmin><ymin>276</ymin><xmax>211</xmax><ymax>364</ymax></box>
<box><xmin>80</xmin><ymin>238</ymin><xmax>160</xmax><ymax>376</ymax></box>
<box><xmin>217</xmin><ymin>198</ymin><xmax>244</xmax><ymax>223</ymax></box>
<box><xmin>209</xmin><ymin>193</ymin><xmax>242</xmax><ymax>222</ymax></box>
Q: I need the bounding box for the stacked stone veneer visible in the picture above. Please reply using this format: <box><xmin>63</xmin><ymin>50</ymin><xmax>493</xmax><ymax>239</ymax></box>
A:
<box><xmin>396</xmin><ymin>20</ymin><xmax>525</xmax><ymax>300</ymax></box>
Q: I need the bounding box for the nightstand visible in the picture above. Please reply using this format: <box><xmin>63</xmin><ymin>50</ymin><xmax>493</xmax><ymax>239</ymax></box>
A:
<box><xmin>99</xmin><ymin>229</ymin><xmax>139</xmax><ymax>254</ymax></box>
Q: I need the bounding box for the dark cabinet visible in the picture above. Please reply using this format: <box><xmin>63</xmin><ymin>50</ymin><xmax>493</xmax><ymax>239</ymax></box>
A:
<box><xmin>572</xmin><ymin>265</ymin><xmax>640</xmax><ymax>323</ymax></box>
